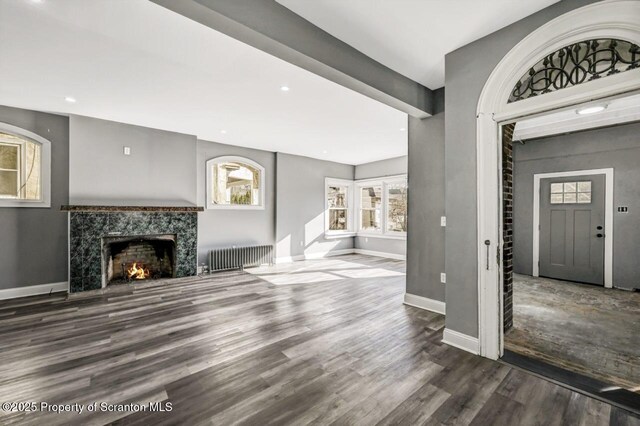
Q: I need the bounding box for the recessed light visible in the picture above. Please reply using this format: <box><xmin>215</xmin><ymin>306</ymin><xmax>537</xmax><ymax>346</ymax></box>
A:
<box><xmin>400</xmin><ymin>128</ymin><xmax>406</xmax><ymax>131</ymax></box>
<box><xmin>64</xmin><ymin>96</ymin><xmax>76</xmax><ymax>103</ymax></box>
<box><xmin>280</xmin><ymin>86</ymin><xmax>290</xmax><ymax>92</ymax></box>
<box><xmin>220</xmin><ymin>130</ymin><xmax>227</xmax><ymax>134</ymax></box>
<box><xmin>576</xmin><ymin>105</ymin><xmax>607</xmax><ymax>115</ymax></box>
<box><xmin>322</xmin><ymin>150</ymin><xmax>328</xmax><ymax>154</ymax></box>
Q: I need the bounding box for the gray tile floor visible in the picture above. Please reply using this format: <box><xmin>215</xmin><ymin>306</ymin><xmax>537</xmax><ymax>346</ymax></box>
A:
<box><xmin>505</xmin><ymin>274</ymin><xmax>640</xmax><ymax>393</ymax></box>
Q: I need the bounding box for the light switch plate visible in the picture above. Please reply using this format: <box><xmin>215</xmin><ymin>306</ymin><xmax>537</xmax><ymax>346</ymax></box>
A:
<box><xmin>440</xmin><ymin>273</ymin><xmax>446</xmax><ymax>284</ymax></box>
<box><xmin>440</xmin><ymin>216</ymin><xmax>446</xmax><ymax>227</ymax></box>
<box><xmin>123</xmin><ymin>146</ymin><xmax>131</xmax><ymax>156</ymax></box>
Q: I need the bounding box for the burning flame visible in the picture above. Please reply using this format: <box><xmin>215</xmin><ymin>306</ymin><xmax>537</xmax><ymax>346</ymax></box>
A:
<box><xmin>127</xmin><ymin>262</ymin><xmax>150</xmax><ymax>280</ymax></box>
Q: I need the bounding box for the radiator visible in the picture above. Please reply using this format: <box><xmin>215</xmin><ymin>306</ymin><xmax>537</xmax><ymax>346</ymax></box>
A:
<box><xmin>208</xmin><ymin>245</ymin><xmax>274</xmax><ymax>272</ymax></box>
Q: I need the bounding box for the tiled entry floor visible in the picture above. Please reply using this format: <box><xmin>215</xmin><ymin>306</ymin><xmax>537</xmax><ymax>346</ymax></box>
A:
<box><xmin>505</xmin><ymin>274</ymin><xmax>640</xmax><ymax>393</ymax></box>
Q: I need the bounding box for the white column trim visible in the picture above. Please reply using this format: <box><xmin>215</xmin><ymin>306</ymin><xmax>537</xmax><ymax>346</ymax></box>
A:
<box><xmin>442</xmin><ymin>328</ymin><xmax>479</xmax><ymax>355</ymax></box>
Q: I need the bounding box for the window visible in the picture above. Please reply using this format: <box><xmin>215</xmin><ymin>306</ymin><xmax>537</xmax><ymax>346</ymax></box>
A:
<box><xmin>387</xmin><ymin>181</ymin><xmax>408</xmax><ymax>233</ymax></box>
<box><xmin>360</xmin><ymin>185</ymin><xmax>382</xmax><ymax>231</ymax></box>
<box><xmin>206</xmin><ymin>156</ymin><xmax>265</xmax><ymax>209</ymax></box>
<box><xmin>550</xmin><ymin>181</ymin><xmax>591</xmax><ymax>204</ymax></box>
<box><xmin>355</xmin><ymin>175</ymin><xmax>407</xmax><ymax>238</ymax></box>
<box><xmin>325</xmin><ymin>178</ymin><xmax>354</xmax><ymax>235</ymax></box>
<box><xmin>0</xmin><ymin>124</ymin><xmax>50</xmax><ymax>208</ymax></box>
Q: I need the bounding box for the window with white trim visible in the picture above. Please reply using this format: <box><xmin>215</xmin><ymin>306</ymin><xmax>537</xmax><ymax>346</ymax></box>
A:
<box><xmin>355</xmin><ymin>176</ymin><xmax>407</xmax><ymax>238</ymax></box>
<box><xmin>206</xmin><ymin>156</ymin><xmax>265</xmax><ymax>209</ymax></box>
<box><xmin>0</xmin><ymin>125</ymin><xmax>50</xmax><ymax>208</ymax></box>
<box><xmin>325</xmin><ymin>178</ymin><xmax>354</xmax><ymax>235</ymax></box>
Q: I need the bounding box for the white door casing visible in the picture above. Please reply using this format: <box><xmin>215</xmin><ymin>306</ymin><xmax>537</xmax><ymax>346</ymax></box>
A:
<box><xmin>476</xmin><ymin>0</ymin><xmax>640</xmax><ymax>360</ymax></box>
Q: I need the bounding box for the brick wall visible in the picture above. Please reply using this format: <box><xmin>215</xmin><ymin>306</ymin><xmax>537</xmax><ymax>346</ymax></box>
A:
<box><xmin>502</xmin><ymin>123</ymin><xmax>515</xmax><ymax>332</ymax></box>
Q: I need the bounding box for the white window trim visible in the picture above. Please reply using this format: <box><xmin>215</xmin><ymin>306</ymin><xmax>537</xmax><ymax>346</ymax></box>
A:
<box><xmin>205</xmin><ymin>156</ymin><xmax>265</xmax><ymax>210</ymax></box>
<box><xmin>355</xmin><ymin>174</ymin><xmax>408</xmax><ymax>239</ymax></box>
<box><xmin>324</xmin><ymin>177</ymin><xmax>355</xmax><ymax>237</ymax></box>
<box><xmin>0</xmin><ymin>122</ymin><xmax>51</xmax><ymax>208</ymax></box>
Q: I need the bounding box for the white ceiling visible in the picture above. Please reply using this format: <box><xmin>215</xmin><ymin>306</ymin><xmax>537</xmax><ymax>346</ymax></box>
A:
<box><xmin>0</xmin><ymin>0</ymin><xmax>408</xmax><ymax>165</ymax></box>
<box><xmin>514</xmin><ymin>94</ymin><xmax>640</xmax><ymax>141</ymax></box>
<box><xmin>277</xmin><ymin>0</ymin><xmax>559</xmax><ymax>89</ymax></box>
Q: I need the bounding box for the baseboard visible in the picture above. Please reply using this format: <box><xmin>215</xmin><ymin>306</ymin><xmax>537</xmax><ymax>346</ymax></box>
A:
<box><xmin>354</xmin><ymin>249</ymin><xmax>406</xmax><ymax>260</ymax></box>
<box><xmin>442</xmin><ymin>328</ymin><xmax>479</xmax><ymax>355</ymax></box>
<box><xmin>276</xmin><ymin>249</ymin><xmax>355</xmax><ymax>264</ymax></box>
<box><xmin>0</xmin><ymin>281</ymin><xmax>68</xmax><ymax>300</ymax></box>
<box><xmin>403</xmin><ymin>293</ymin><xmax>445</xmax><ymax>315</ymax></box>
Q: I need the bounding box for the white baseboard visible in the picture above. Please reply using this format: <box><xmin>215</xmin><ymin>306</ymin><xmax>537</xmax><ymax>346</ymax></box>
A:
<box><xmin>354</xmin><ymin>249</ymin><xmax>406</xmax><ymax>260</ymax></box>
<box><xmin>442</xmin><ymin>328</ymin><xmax>479</xmax><ymax>355</ymax></box>
<box><xmin>276</xmin><ymin>249</ymin><xmax>355</xmax><ymax>264</ymax></box>
<box><xmin>0</xmin><ymin>281</ymin><xmax>68</xmax><ymax>300</ymax></box>
<box><xmin>403</xmin><ymin>293</ymin><xmax>445</xmax><ymax>315</ymax></box>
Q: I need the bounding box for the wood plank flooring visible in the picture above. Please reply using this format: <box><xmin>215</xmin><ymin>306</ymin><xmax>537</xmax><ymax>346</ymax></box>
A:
<box><xmin>0</xmin><ymin>255</ymin><xmax>637</xmax><ymax>425</ymax></box>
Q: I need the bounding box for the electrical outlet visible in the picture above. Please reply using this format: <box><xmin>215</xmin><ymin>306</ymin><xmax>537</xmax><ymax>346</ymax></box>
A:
<box><xmin>440</xmin><ymin>273</ymin><xmax>446</xmax><ymax>284</ymax></box>
<box><xmin>123</xmin><ymin>146</ymin><xmax>131</xmax><ymax>156</ymax></box>
<box><xmin>440</xmin><ymin>216</ymin><xmax>446</xmax><ymax>227</ymax></box>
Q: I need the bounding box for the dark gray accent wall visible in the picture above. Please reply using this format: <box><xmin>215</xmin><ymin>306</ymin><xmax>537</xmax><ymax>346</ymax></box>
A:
<box><xmin>197</xmin><ymin>140</ymin><xmax>276</xmax><ymax>265</ymax></box>
<box><xmin>69</xmin><ymin>115</ymin><xmax>197</xmax><ymax>206</ymax></box>
<box><xmin>149</xmin><ymin>0</ymin><xmax>434</xmax><ymax>117</ymax></box>
<box><xmin>513</xmin><ymin>122</ymin><xmax>640</xmax><ymax>291</ymax></box>
<box><xmin>0</xmin><ymin>105</ymin><xmax>69</xmax><ymax>289</ymax></box>
<box><xmin>276</xmin><ymin>152</ymin><xmax>354</xmax><ymax>259</ymax></box>
<box><xmin>406</xmin><ymin>112</ymin><xmax>445</xmax><ymax>302</ymax></box>
<box><xmin>444</xmin><ymin>0</ymin><xmax>600</xmax><ymax>337</ymax></box>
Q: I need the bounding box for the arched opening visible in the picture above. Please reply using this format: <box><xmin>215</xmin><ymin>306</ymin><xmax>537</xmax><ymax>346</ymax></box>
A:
<box><xmin>205</xmin><ymin>156</ymin><xmax>266</xmax><ymax>209</ymax></box>
<box><xmin>475</xmin><ymin>0</ymin><xmax>640</xmax><ymax>362</ymax></box>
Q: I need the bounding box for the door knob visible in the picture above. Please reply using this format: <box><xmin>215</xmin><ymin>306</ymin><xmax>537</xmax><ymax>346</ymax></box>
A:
<box><xmin>596</xmin><ymin>233</ymin><xmax>604</xmax><ymax>238</ymax></box>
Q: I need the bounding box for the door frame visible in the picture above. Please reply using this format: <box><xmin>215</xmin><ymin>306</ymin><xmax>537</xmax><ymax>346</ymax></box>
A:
<box><xmin>532</xmin><ymin>169</ymin><xmax>614</xmax><ymax>288</ymax></box>
<box><xmin>475</xmin><ymin>1</ymin><xmax>640</xmax><ymax>360</ymax></box>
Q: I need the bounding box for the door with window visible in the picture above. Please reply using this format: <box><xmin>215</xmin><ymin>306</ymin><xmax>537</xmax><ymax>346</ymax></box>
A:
<box><xmin>539</xmin><ymin>175</ymin><xmax>605</xmax><ymax>285</ymax></box>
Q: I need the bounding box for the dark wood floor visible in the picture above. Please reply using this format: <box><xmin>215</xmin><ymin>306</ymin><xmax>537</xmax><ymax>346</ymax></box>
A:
<box><xmin>0</xmin><ymin>255</ymin><xmax>637</xmax><ymax>425</ymax></box>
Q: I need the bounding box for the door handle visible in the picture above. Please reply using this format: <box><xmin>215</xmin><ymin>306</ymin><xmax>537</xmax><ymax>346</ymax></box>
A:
<box><xmin>484</xmin><ymin>240</ymin><xmax>490</xmax><ymax>270</ymax></box>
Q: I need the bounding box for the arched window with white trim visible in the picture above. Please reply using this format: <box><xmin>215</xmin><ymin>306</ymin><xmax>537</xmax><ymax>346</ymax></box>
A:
<box><xmin>0</xmin><ymin>123</ymin><xmax>51</xmax><ymax>208</ymax></box>
<box><xmin>205</xmin><ymin>156</ymin><xmax>265</xmax><ymax>209</ymax></box>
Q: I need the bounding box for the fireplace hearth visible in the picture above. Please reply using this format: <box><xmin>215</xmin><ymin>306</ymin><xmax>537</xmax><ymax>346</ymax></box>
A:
<box><xmin>103</xmin><ymin>234</ymin><xmax>176</xmax><ymax>284</ymax></box>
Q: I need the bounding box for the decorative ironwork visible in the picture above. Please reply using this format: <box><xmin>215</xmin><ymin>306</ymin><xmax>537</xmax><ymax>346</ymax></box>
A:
<box><xmin>509</xmin><ymin>38</ymin><xmax>640</xmax><ymax>103</ymax></box>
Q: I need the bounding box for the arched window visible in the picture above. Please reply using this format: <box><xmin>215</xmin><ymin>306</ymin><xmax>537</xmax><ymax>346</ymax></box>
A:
<box><xmin>205</xmin><ymin>156</ymin><xmax>265</xmax><ymax>209</ymax></box>
<box><xmin>0</xmin><ymin>123</ymin><xmax>51</xmax><ymax>208</ymax></box>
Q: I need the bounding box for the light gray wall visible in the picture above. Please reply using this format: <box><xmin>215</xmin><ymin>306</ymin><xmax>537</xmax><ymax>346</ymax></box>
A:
<box><xmin>355</xmin><ymin>156</ymin><xmax>407</xmax><ymax>180</ymax></box>
<box><xmin>354</xmin><ymin>155</ymin><xmax>407</xmax><ymax>256</ymax></box>
<box><xmin>513</xmin><ymin>122</ymin><xmax>640</xmax><ymax>291</ymax></box>
<box><xmin>0</xmin><ymin>105</ymin><xmax>69</xmax><ymax>289</ymax></box>
<box><xmin>406</xmin><ymin>112</ymin><xmax>445</xmax><ymax>302</ymax></box>
<box><xmin>443</xmin><ymin>0</ymin><xmax>600</xmax><ymax>337</ymax></box>
<box><xmin>197</xmin><ymin>140</ymin><xmax>276</xmax><ymax>264</ymax></box>
<box><xmin>276</xmin><ymin>152</ymin><xmax>354</xmax><ymax>259</ymax></box>
<box><xmin>69</xmin><ymin>115</ymin><xmax>197</xmax><ymax>206</ymax></box>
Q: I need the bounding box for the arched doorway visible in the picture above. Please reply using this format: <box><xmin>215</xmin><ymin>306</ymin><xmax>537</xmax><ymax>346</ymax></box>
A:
<box><xmin>475</xmin><ymin>0</ymin><xmax>640</xmax><ymax>360</ymax></box>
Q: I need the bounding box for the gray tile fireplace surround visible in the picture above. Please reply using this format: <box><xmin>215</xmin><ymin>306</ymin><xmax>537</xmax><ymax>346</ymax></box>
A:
<box><xmin>68</xmin><ymin>210</ymin><xmax>198</xmax><ymax>293</ymax></box>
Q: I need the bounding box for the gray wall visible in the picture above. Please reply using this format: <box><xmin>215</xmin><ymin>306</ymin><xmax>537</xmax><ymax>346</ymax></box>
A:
<box><xmin>197</xmin><ymin>140</ymin><xmax>276</xmax><ymax>265</ymax></box>
<box><xmin>69</xmin><ymin>115</ymin><xmax>197</xmax><ymax>206</ymax></box>
<box><xmin>513</xmin><ymin>122</ymin><xmax>640</xmax><ymax>291</ymax></box>
<box><xmin>354</xmin><ymin>155</ymin><xmax>407</xmax><ymax>257</ymax></box>
<box><xmin>276</xmin><ymin>152</ymin><xmax>354</xmax><ymax>259</ymax></box>
<box><xmin>406</xmin><ymin>112</ymin><xmax>446</xmax><ymax>302</ymax></box>
<box><xmin>0</xmin><ymin>105</ymin><xmax>69</xmax><ymax>289</ymax></box>
<box><xmin>443</xmin><ymin>0</ymin><xmax>600</xmax><ymax>337</ymax></box>
<box><xmin>355</xmin><ymin>155</ymin><xmax>407</xmax><ymax>180</ymax></box>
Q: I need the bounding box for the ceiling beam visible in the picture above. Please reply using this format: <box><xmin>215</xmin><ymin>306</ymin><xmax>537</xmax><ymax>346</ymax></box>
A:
<box><xmin>149</xmin><ymin>0</ymin><xmax>434</xmax><ymax>118</ymax></box>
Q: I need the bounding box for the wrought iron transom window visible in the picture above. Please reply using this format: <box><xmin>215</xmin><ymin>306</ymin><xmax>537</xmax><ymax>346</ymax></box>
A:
<box><xmin>509</xmin><ymin>38</ymin><xmax>640</xmax><ymax>103</ymax></box>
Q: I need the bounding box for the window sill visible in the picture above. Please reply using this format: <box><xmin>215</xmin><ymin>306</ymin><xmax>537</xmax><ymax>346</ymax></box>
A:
<box><xmin>356</xmin><ymin>232</ymin><xmax>406</xmax><ymax>240</ymax></box>
<box><xmin>206</xmin><ymin>204</ymin><xmax>265</xmax><ymax>211</ymax></box>
<box><xmin>324</xmin><ymin>232</ymin><xmax>356</xmax><ymax>239</ymax></box>
<box><xmin>0</xmin><ymin>200</ymin><xmax>50</xmax><ymax>208</ymax></box>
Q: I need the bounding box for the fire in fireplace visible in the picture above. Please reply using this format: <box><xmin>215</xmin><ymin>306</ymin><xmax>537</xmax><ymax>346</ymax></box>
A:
<box><xmin>102</xmin><ymin>234</ymin><xmax>177</xmax><ymax>284</ymax></box>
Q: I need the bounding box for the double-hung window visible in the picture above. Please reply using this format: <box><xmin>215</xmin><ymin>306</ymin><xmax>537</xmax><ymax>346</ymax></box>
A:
<box><xmin>325</xmin><ymin>178</ymin><xmax>354</xmax><ymax>236</ymax></box>
<box><xmin>356</xmin><ymin>175</ymin><xmax>407</xmax><ymax>238</ymax></box>
<box><xmin>0</xmin><ymin>125</ymin><xmax>51</xmax><ymax>208</ymax></box>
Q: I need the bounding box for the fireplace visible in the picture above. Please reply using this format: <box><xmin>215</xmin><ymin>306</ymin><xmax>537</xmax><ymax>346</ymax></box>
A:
<box><xmin>102</xmin><ymin>234</ymin><xmax>177</xmax><ymax>284</ymax></box>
